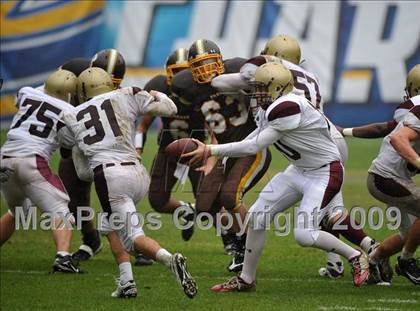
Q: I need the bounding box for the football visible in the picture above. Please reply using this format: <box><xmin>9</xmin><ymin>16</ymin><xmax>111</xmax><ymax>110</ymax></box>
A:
<box><xmin>165</xmin><ymin>138</ymin><xmax>198</xmax><ymax>161</ymax></box>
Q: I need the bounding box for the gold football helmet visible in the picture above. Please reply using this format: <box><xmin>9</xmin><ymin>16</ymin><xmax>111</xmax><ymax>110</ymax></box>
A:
<box><xmin>406</xmin><ymin>64</ymin><xmax>420</xmax><ymax>98</ymax></box>
<box><xmin>44</xmin><ymin>69</ymin><xmax>78</xmax><ymax>104</ymax></box>
<box><xmin>188</xmin><ymin>39</ymin><xmax>224</xmax><ymax>84</ymax></box>
<box><xmin>165</xmin><ymin>48</ymin><xmax>189</xmax><ymax>85</ymax></box>
<box><xmin>77</xmin><ymin>67</ymin><xmax>114</xmax><ymax>103</ymax></box>
<box><xmin>253</xmin><ymin>62</ymin><xmax>294</xmax><ymax>109</ymax></box>
<box><xmin>261</xmin><ymin>35</ymin><xmax>301</xmax><ymax>65</ymax></box>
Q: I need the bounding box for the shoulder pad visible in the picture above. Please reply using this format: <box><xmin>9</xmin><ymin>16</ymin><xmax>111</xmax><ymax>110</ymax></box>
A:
<box><xmin>144</xmin><ymin>75</ymin><xmax>168</xmax><ymax>93</ymax></box>
<box><xmin>224</xmin><ymin>57</ymin><xmax>247</xmax><ymax>73</ymax></box>
<box><xmin>267</xmin><ymin>101</ymin><xmax>301</xmax><ymax>121</ymax></box>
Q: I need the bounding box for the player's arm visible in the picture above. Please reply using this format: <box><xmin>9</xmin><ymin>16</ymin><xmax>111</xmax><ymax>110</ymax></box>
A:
<box><xmin>390</xmin><ymin>126</ymin><xmax>420</xmax><ymax>168</ymax></box>
<box><xmin>211</xmin><ymin>73</ymin><xmax>249</xmax><ymax>92</ymax></box>
<box><xmin>341</xmin><ymin>121</ymin><xmax>397</xmax><ymax>138</ymax></box>
<box><xmin>184</xmin><ymin>126</ymin><xmax>279</xmax><ymax>166</ymax></box>
<box><xmin>135</xmin><ymin>115</ymin><xmax>155</xmax><ymax>155</ymax></box>
<box><xmin>132</xmin><ymin>88</ymin><xmax>177</xmax><ymax>117</ymax></box>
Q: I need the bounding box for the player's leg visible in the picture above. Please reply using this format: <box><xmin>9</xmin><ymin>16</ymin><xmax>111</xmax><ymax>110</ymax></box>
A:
<box><xmin>148</xmin><ymin>150</ymin><xmax>185</xmax><ymax>214</ymax></box>
<box><xmin>396</xmin><ymin>218</ymin><xmax>420</xmax><ymax>285</ymax></box>
<box><xmin>59</xmin><ymin>157</ymin><xmax>101</xmax><ymax>262</ymax></box>
<box><xmin>296</xmin><ymin>161</ymin><xmax>368</xmax><ymax>287</ymax></box>
<box><xmin>19</xmin><ymin>156</ymin><xmax>81</xmax><ymax>273</ymax></box>
<box><xmin>220</xmin><ymin>150</ymin><xmax>271</xmax><ymax>272</ymax></box>
<box><xmin>95</xmin><ymin>163</ymin><xmax>198</xmax><ymax>298</ymax></box>
<box><xmin>0</xmin><ymin>161</ymin><xmax>25</xmax><ymax>246</ymax></box>
<box><xmin>212</xmin><ymin>167</ymin><xmax>302</xmax><ymax>292</ymax></box>
<box><xmin>367</xmin><ymin>172</ymin><xmax>420</xmax><ymax>283</ymax></box>
<box><xmin>107</xmin><ymin>231</ymin><xmax>137</xmax><ymax>298</ymax></box>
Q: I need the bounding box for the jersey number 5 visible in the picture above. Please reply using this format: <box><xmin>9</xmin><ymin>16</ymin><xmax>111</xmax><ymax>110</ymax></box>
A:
<box><xmin>76</xmin><ymin>100</ymin><xmax>122</xmax><ymax>145</ymax></box>
<box><xmin>12</xmin><ymin>98</ymin><xmax>62</xmax><ymax>138</ymax></box>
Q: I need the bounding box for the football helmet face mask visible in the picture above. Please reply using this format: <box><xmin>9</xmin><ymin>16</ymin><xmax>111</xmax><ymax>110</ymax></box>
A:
<box><xmin>44</xmin><ymin>69</ymin><xmax>78</xmax><ymax>105</ymax></box>
<box><xmin>261</xmin><ymin>35</ymin><xmax>301</xmax><ymax>65</ymax></box>
<box><xmin>252</xmin><ymin>62</ymin><xmax>294</xmax><ymax>110</ymax></box>
<box><xmin>91</xmin><ymin>49</ymin><xmax>126</xmax><ymax>89</ymax></box>
<box><xmin>165</xmin><ymin>48</ymin><xmax>189</xmax><ymax>85</ymax></box>
<box><xmin>77</xmin><ymin>67</ymin><xmax>114</xmax><ymax>104</ymax></box>
<box><xmin>405</xmin><ymin>64</ymin><xmax>420</xmax><ymax>99</ymax></box>
<box><xmin>188</xmin><ymin>39</ymin><xmax>224</xmax><ymax>84</ymax></box>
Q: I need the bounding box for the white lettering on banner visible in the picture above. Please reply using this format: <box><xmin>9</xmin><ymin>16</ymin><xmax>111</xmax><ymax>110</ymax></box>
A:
<box><xmin>116</xmin><ymin>0</ymin><xmax>187</xmax><ymax>66</ymax></box>
<box><xmin>338</xmin><ymin>1</ymin><xmax>420</xmax><ymax>103</ymax></box>
<box><xmin>254</xmin><ymin>1</ymin><xmax>339</xmax><ymax>101</ymax></box>
<box><xmin>174</xmin><ymin>1</ymin><xmax>263</xmax><ymax>59</ymax></box>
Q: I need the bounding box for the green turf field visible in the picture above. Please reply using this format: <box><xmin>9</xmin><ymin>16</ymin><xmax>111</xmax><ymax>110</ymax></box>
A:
<box><xmin>0</xmin><ymin>130</ymin><xmax>418</xmax><ymax>311</ymax></box>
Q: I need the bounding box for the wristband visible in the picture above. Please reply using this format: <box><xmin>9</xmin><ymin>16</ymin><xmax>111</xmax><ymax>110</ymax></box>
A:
<box><xmin>342</xmin><ymin>128</ymin><xmax>354</xmax><ymax>137</ymax></box>
<box><xmin>135</xmin><ymin>132</ymin><xmax>144</xmax><ymax>149</ymax></box>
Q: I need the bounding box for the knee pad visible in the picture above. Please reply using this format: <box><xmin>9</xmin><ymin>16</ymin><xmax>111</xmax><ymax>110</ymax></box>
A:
<box><xmin>294</xmin><ymin>228</ymin><xmax>316</xmax><ymax>247</ymax></box>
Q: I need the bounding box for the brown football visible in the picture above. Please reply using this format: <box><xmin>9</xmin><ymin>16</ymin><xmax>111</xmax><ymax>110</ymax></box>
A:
<box><xmin>165</xmin><ymin>138</ymin><xmax>198</xmax><ymax>162</ymax></box>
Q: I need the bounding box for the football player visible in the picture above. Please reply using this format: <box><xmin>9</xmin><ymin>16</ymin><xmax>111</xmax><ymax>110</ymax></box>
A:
<box><xmin>59</xmin><ymin>49</ymin><xmax>127</xmax><ymax>262</ymax></box>
<box><xmin>135</xmin><ymin>48</ymin><xmax>205</xmax><ymax>243</ymax></box>
<box><xmin>171</xmin><ymin>39</ymin><xmax>272</xmax><ymax>272</ymax></box>
<box><xmin>366</xmin><ymin>64</ymin><xmax>420</xmax><ymax>285</ymax></box>
<box><xmin>58</xmin><ymin>57</ymin><xmax>101</xmax><ymax>262</ymax></box>
<box><xmin>183</xmin><ymin>62</ymin><xmax>370</xmax><ymax>291</ymax></box>
<box><xmin>211</xmin><ymin>34</ymin><xmax>381</xmax><ymax>280</ymax></box>
<box><xmin>0</xmin><ymin>69</ymin><xmax>82</xmax><ymax>273</ymax></box>
<box><xmin>62</xmin><ymin>67</ymin><xmax>197</xmax><ymax>298</ymax></box>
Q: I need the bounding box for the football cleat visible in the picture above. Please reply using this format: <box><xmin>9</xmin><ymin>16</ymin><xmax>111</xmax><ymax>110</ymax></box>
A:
<box><xmin>368</xmin><ymin>242</ymin><xmax>393</xmax><ymax>283</ymax></box>
<box><xmin>170</xmin><ymin>253</ymin><xmax>198</xmax><ymax>298</ymax></box>
<box><xmin>52</xmin><ymin>254</ymin><xmax>84</xmax><ymax>273</ymax></box>
<box><xmin>72</xmin><ymin>230</ymin><xmax>103</xmax><ymax>262</ymax></box>
<box><xmin>227</xmin><ymin>251</ymin><xmax>244</xmax><ymax>273</ymax></box>
<box><xmin>134</xmin><ymin>253</ymin><xmax>154</xmax><ymax>266</ymax></box>
<box><xmin>366</xmin><ymin>263</ymin><xmax>390</xmax><ymax>286</ymax></box>
<box><xmin>178</xmin><ymin>202</ymin><xmax>196</xmax><ymax>241</ymax></box>
<box><xmin>111</xmin><ymin>279</ymin><xmax>137</xmax><ymax>298</ymax></box>
<box><xmin>319</xmin><ymin>261</ymin><xmax>344</xmax><ymax>279</ymax></box>
<box><xmin>211</xmin><ymin>276</ymin><xmax>256</xmax><ymax>293</ymax></box>
<box><xmin>349</xmin><ymin>252</ymin><xmax>369</xmax><ymax>287</ymax></box>
<box><xmin>395</xmin><ymin>256</ymin><xmax>420</xmax><ymax>285</ymax></box>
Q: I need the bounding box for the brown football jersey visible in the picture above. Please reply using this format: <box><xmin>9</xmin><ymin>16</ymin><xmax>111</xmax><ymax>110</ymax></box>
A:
<box><xmin>171</xmin><ymin>58</ymin><xmax>256</xmax><ymax>144</ymax></box>
<box><xmin>144</xmin><ymin>73</ymin><xmax>206</xmax><ymax>148</ymax></box>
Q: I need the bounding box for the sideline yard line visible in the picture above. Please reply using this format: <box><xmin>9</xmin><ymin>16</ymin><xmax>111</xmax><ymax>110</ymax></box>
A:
<box><xmin>0</xmin><ymin>269</ymin><xmax>414</xmax><ymax>287</ymax></box>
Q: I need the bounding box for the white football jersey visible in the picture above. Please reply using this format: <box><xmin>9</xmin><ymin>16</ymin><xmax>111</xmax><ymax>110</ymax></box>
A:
<box><xmin>240</xmin><ymin>56</ymin><xmax>324</xmax><ymax>111</ymax></box>
<box><xmin>64</xmin><ymin>87</ymin><xmax>173</xmax><ymax>169</ymax></box>
<box><xmin>370</xmin><ymin>95</ymin><xmax>420</xmax><ymax>180</ymax></box>
<box><xmin>212</xmin><ymin>93</ymin><xmax>340</xmax><ymax>171</ymax></box>
<box><xmin>265</xmin><ymin>93</ymin><xmax>338</xmax><ymax>170</ymax></box>
<box><xmin>1</xmin><ymin>87</ymin><xmax>75</xmax><ymax>160</ymax></box>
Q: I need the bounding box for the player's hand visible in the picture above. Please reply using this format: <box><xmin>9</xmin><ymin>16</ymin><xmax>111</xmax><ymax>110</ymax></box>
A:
<box><xmin>181</xmin><ymin>139</ymin><xmax>211</xmax><ymax>167</ymax></box>
<box><xmin>195</xmin><ymin>155</ymin><xmax>217</xmax><ymax>175</ymax></box>
<box><xmin>0</xmin><ymin>167</ymin><xmax>14</xmax><ymax>183</ymax></box>
<box><xmin>136</xmin><ymin>147</ymin><xmax>143</xmax><ymax>156</ymax></box>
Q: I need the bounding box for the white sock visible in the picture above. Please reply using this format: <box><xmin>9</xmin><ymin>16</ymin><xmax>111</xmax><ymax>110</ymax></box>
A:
<box><xmin>401</xmin><ymin>247</ymin><xmax>414</xmax><ymax>260</ymax></box>
<box><xmin>360</xmin><ymin>236</ymin><xmax>374</xmax><ymax>253</ymax></box>
<box><xmin>56</xmin><ymin>251</ymin><xmax>70</xmax><ymax>257</ymax></box>
<box><xmin>313</xmin><ymin>231</ymin><xmax>360</xmax><ymax>260</ymax></box>
<box><xmin>156</xmin><ymin>248</ymin><xmax>172</xmax><ymax>268</ymax></box>
<box><xmin>119</xmin><ymin>262</ymin><xmax>133</xmax><ymax>284</ymax></box>
<box><xmin>240</xmin><ymin>227</ymin><xmax>266</xmax><ymax>284</ymax></box>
